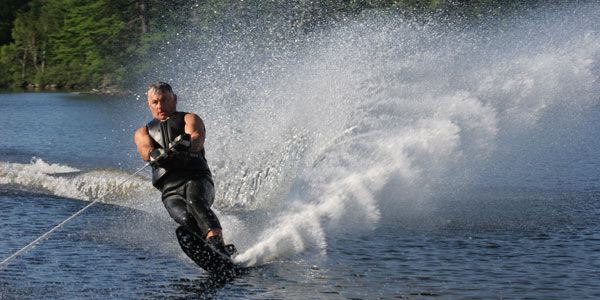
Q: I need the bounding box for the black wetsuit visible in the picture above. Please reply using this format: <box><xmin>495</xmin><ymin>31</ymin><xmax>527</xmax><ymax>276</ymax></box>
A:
<box><xmin>147</xmin><ymin>111</ymin><xmax>221</xmax><ymax>237</ymax></box>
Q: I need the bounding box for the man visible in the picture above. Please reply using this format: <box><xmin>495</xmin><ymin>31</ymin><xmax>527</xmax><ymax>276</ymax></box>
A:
<box><xmin>134</xmin><ymin>82</ymin><xmax>232</xmax><ymax>256</ymax></box>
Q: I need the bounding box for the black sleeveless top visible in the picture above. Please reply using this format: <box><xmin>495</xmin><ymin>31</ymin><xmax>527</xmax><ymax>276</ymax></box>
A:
<box><xmin>146</xmin><ymin>111</ymin><xmax>212</xmax><ymax>188</ymax></box>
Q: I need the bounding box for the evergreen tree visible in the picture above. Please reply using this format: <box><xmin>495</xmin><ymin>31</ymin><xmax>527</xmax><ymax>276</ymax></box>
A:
<box><xmin>0</xmin><ymin>0</ymin><xmax>565</xmax><ymax>91</ymax></box>
<box><xmin>50</xmin><ymin>0</ymin><xmax>125</xmax><ymax>87</ymax></box>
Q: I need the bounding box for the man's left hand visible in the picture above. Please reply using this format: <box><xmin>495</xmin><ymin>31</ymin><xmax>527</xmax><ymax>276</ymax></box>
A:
<box><xmin>169</xmin><ymin>134</ymin><xmax>192</xmax><ymax>151</ymax></box>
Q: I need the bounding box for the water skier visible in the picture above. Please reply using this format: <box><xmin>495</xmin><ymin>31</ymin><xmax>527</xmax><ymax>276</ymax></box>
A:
<box><xmin>134</xmin><ymin>82</ymin><xmax>233</xmax><ymax>257</ymax></box>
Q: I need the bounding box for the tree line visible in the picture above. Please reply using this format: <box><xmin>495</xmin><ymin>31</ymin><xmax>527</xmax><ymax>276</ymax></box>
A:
<box><xmin>0</xmin><ymin>0</ymin><xmax>192</xmax><ymax>91</ymax></box>
<box><xmin>0</xmin><ymin>0</ymin><xmax>564</xmax><ymax>92</ymax></box>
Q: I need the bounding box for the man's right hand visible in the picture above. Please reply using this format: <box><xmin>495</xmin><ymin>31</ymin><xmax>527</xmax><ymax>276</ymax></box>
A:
<box><xmin>148</xmin><ymin>148</ymin><xmax>168</xmax><ymax>166</ymax></box>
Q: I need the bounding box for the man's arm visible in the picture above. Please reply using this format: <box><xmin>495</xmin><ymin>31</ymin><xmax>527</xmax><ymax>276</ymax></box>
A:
<box><xmin>184</xmin><ymin>113</ymin><xmax>206</xmax><ymax>152</ymax></box>
<box><xmin>134</xmin><ymin>126</ymin><xmax>153</xmax><ymax>162</ymax></box>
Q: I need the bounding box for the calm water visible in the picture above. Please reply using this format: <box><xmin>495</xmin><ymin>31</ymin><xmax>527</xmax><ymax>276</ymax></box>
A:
<box><xmin>1</xmin><ymin>4</ymin><xmax>600</xmax><ymax>298</ymax></box>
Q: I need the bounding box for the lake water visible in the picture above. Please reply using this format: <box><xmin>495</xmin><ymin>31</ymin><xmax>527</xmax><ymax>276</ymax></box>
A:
<box><xmin>1</xmin><ymin>3</ymin><xmax>600</xmax><ymax>298</ymax></box>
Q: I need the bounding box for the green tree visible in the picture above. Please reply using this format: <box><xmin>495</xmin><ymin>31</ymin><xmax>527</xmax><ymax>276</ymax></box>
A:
<box><xmin>50</xmin><ymin>0</ymin><xmax>125</xmax><ymax>86</ymax></box>
<box><xmin>13</xmin><ymin>2</ymin><xmax>52</xmax><ymax>82</ymax></box>
<box><xmin>0</xmin><ymin>42</ymin><xmax>25</xmax><ymax>87</ymax></box>
<box><xmin>0</xmin><ymin>0</ymin><xmax>59</xmax><ymax>87</ymax></box>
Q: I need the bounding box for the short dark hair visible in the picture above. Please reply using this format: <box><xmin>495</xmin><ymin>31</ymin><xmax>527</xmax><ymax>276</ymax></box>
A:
<box><xmin>148</xmin><ymin>82</ymin><xmax>174</xmax><ymax>96</ymax></box>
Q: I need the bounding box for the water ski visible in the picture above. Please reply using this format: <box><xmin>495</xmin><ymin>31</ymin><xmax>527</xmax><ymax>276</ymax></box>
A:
<box><xmin>175</xmin><ymin>226</ymin><xmax>242</xmax><ymax>277</ymax></box>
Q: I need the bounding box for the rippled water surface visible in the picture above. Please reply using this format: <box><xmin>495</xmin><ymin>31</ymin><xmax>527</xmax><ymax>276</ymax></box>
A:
<box><xmin>1</xmin><ymin>2</ymin><xmax>600</xmax><ymax>298</ymax></box>
<box><xmin>1</xmin><ymin>187</ymin><xmax>599</xmax><ymax>299</ymax></box>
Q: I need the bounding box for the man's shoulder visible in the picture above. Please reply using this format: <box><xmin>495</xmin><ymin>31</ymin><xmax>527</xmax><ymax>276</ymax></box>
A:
<box><xmin>135</xmin><ymin>125</ymin><xmax>149</xmax><ymax>136</ymax></box>
<box><xmin>182</xmin><ymin>112</ymin><xmax>202</xmax><ymax>121</ymax></box>
<box><xmin>178</xmin><ymin>111</ymin><xmax>199</xmax><ymax>116</ymax></box>
<box><xmin>134</xmin><ymin>126</ymin><xmax>149</xmax><ymax>144</ymax></box>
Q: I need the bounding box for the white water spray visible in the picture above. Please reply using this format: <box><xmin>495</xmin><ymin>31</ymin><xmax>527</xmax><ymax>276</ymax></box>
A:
<box><xmin>168</xmin><ymin>3</ymin><xmax>596</xmax><ymax>267</ymax></box>
<box><xmin>0</xmin><ymin>158</ymin><xmax>157</xmax><ymax>211</ymax></box>
<box><xmin>3</xmin><ymin>3</ymin><xmax>597</xmax><ymax>268</ymax></box>
<box><xmin>149</xmin><ymin>4</ymin><xmax>600</xmax><ymax>266</ymax></box>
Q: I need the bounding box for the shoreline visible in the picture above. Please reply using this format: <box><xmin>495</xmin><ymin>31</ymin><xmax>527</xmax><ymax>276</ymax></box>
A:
<box><xmin>0</xmin><ymin>86</ymin><xmax>133</xmax><ymax>96</ymax></box>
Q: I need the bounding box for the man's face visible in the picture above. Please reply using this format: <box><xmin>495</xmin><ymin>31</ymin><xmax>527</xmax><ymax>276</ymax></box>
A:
<box><xmin>147</xmin><ymin>90</ymin><xmax>177</xmax><ymax>121</ymax></box>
